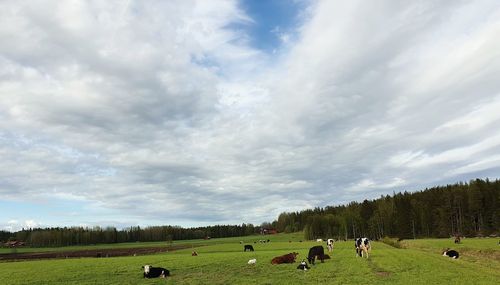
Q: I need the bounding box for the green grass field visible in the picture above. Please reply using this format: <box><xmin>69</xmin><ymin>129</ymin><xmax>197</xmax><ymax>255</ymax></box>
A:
<box><xmin>1</xmin><ymin>233</ymin><xmax>499</xmax><ymax>284</ymax></box>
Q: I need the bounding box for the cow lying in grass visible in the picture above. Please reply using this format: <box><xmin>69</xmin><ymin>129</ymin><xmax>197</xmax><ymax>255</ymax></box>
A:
<box><xmin>271</xmin><ymin>252</ymin><xmax>298</xmax><ymax>264</ymax></box>
<box><xmin>442</xmin><ymin>248</ymin><xmax>459</xmax><ymax>259</ymax></box>
<box><xmin>355</xmin><ymin>237</ymin><xmax>371</xmax><ymax>258</ymax></box>
<box><xmin>307</xmin><ymin>245</ymin><xmax>325</xmax><ymax>265</ymax></box>
<box><xmin>142</xmin><ymin>265</ymin><xmax>170</xmax><ymax>278</ymax></box>
<box><xmin>296</xmin><ymin>260</ymin><xmax>310</xmax><ymax>271</ymax></box>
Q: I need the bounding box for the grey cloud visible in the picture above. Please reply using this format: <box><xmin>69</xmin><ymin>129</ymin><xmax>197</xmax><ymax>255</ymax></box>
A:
<box><xmin>1</xmin><ymin>0</ymin><xmax>500</xmax><ymax>228</ymax></box>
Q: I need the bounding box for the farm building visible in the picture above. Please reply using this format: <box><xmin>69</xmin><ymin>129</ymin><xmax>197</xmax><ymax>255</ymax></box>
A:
<box><xmin>3</xmin><ymin>240</ymin><xmax>26</xmax><ymax>247</ymax></box>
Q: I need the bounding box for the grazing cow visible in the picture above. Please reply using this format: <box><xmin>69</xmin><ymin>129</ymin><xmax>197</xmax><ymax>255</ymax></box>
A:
<box><xmin>326</xmin><ymin>239</ymin><xmax>334</xmax><ymax>252</ymax></box>
<box><xmin>142</xmin><ymin>265</ymin><xmax>170</xmax><ymax>278</ymax></box>
<box><xmin>248</xmin><ymin>258</ymin><xmax>257</xmax><ymax>265</ymax></box>
<box><xmin>454</xmin><ymin>236</ymin><xmax>461</xmax><ymax>244</ymax></box>
<box><xmin>355</xmin><ymin>238</ymin><xmax>371</xmax><ymax>258</ymax></box>
<box><xmin>191</xmin><ymin>251</ymin><xmax>198</xmax><ymax>256</ymax></box>
<box><xmin>296</xmin><ymin>260</ymin><xmax>310</xmax><ymax>271</ymax></box>
<box><xmin>271</xmin><ymin>252</ymin><xmax>299</xmax><ymax>264</ymax></box>
<box><xmin>316</xmin><ymin>238</ymin><xmax>323</xmax><ymax>242</ymax></box>
<box><xmin>307</xmin><ymin>245</ymin><xmax>325</xmax><ymax>265</ymax></box>
<box><xmin>244</xmin><ymin>244</ymin><xmax>254</xmax><ymax>252</ymax></box>
<box><xmin>442</xmin><ymin>248</ymin><xmax>459</xmax><ymax>259</ymax></box>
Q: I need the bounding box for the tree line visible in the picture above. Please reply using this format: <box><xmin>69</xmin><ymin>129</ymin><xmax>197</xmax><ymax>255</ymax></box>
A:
<box><xmin>272</xmin><ymin>178</ymin><xmax>499</xmax><ymax>240</ymax></box>
<box><xmin>1</xmin><ymin>224</ymin><xmax>257</xmax><ymax>247</ymax></box>
<box><xmin>2</xmin><ymin>178</ymin><xmax>498</xmax><ymax>247</ymax></box>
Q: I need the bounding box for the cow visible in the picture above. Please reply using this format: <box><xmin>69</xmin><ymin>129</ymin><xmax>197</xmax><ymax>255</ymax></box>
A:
<box><xmin>296</xmin><ymin>259</ymin><xmax>310</xmax><ymax>271</ymax></box>
<box><xmin>454</xmin><ymin>236</ymin><xmax>461</xmax><ymax>244</ymax></box>
<box><xmin>355</xmin><ymin>237</ymin><xmax>371</xmax><ymax>258</ymax></box>
<box><xmin>442</xmin><ymin>248</ymin><xmax>459</xmax><ymax>259</ymax></box>
<box><xmin>248</xmin><ymin>258</ymin><xmax>257</xmax><ymax>265</ymax></box>
<box><xmin>316</xmin><ymin>238</ymin><xmax>323</xmax><ymax>242</ymax></box>
<box><xmin>271</xmin><ymin>252</ymin><xmax>298</xmax><ymax>264</ymax></box>
<box><xmin>244</xmin><ymin>244</ymin><xmax>254</xmax><ymax>252</ymax></box>
<box><xmin>142</xmin><ymin>265</ymin><xmax>170</xmax><ymax>278</ymax></box>
<box><xmin>326</xmin><ymin>238</ymin><xmax>334</xmax><ymax>252</ymax></box>
<box><xmin>191</xmin><ymin>251</ymin><xmax>198</xmax><ymax>256</ymax></box>
<box><xmin>307</xmin><ymin>245</ymin><xmax>325</xmax><ymax>265</ymax></box>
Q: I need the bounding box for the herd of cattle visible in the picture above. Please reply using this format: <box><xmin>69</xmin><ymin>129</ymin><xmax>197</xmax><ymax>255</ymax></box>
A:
<box><xmin>142</xmin><ymin>237</ymin><xmax>462</xmax><ymax>278</ymax></box>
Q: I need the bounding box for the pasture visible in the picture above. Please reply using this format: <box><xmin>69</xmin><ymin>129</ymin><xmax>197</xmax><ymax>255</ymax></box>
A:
<box><xmin>0</xmin><ymin>234</ymin><xmax>499</xmax><ymax>284</ymax></box>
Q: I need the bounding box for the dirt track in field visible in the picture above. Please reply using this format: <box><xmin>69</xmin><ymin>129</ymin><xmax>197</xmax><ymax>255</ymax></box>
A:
<box><xmin>0</xmin><ymin>245</ymin><xmax>192</xmax><ymax>261</ymax></box>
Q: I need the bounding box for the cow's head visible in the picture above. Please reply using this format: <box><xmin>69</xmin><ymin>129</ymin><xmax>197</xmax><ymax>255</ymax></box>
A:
<box><xmin>142</xmin><ymin>265</ymin><xmax>151</xmax><ymax>274</ymax></box>
<box><xmin>442</xmin><ymin>248</ymin><xmax>450</xmax><ymax>256</ymax></box>
<box><xmin>355</xmin><ymin>238</ymin><xmax>361</xmax><ymax>247</ymax></box>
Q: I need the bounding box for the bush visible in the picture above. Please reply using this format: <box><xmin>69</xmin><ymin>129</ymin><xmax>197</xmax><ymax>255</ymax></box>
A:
<box><xmin>381</xmin><ymin>237</ymin><xmax>406</xmax><ymax>249</ymax></box>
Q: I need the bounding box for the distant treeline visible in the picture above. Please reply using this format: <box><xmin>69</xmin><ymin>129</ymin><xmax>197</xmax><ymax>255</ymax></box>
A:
<box><xmin>272</xmin><ymin>178</ymin><xmax>499</xmax><ymax>240</ymax></box>
<box><xmin>0</xmin><ymin>224</ymin><xmax>257</xmax><ymax>247</ymax></box>
<box><xmin>2</xmin><ymin>179</ymin><xmax>498</xmax><ymax>247</ymax></box>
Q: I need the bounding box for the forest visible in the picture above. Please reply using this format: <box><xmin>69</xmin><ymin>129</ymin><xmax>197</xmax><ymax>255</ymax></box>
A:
<box><xmin>274</xmin><ymin>178</ymin><xmax>499</xmax><ymax>240</ymax></box>
<box><xmin>0</xmin><ymin>224</ymin><xmax>257</xmax><ymax>247</ymax></box>
<box><xmin>1</xmin><ymin>178</ymin><xmax>498</xmax><ymax>246</ymax></box>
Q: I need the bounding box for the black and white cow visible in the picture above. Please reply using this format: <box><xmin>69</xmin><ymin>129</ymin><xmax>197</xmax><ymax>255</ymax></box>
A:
<box><xmin>307</xmin><ymin>245</ymin><xmax>325</xmax><ymax>265</ymax></box>
<box><xmin>296</xmin><ymin>259</ymin><xmax>310</xmax><ymax>271</ymax></box>
<box><xmin>442</xmin><ymin>248</ymin><xmax>459</xmax><ymax>259</ymax></box>
<box><xmin>326</xmin><ymin>239</ymin><xmax>334</xmax><ymax>252</ymax></box>
<box><xmin>355</xmin><ymin>238</ymin><xmax>371</xmax><ymax>258</ymax></box>
<box><xmin>244</xmin><ymin>244</ymin><xmax>254</xmax><ymax>251</ymax></box>
<box><xmin>142</xmin><ymin>265</ymin><xmax>170</xmax><ymax>278</ymax></box>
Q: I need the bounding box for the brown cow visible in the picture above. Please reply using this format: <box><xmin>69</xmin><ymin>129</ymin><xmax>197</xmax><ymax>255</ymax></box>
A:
<box><xmin>271</xmin><ymin>252</ymin><xmax>299</xmax><ymax>264</ymax></box>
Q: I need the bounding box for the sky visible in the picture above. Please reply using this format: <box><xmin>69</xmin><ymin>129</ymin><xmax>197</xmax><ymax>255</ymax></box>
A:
<box><xmin>1</xmin><ymin>0</ymin><xmax>500</xmax><ymax>231</ymax></box>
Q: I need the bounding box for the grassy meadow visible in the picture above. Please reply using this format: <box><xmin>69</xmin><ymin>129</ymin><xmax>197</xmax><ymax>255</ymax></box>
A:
<box><xmin>1</xmin><ymin>233</ymin><xmax>499</xmax><ymax>284</ymax></box>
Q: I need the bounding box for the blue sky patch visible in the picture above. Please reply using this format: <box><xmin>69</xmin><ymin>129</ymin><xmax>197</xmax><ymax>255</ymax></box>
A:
<box><xmin>237</xmin><ymin>0</ymin><xmax>306</xmax><ymax>52</ymax></box>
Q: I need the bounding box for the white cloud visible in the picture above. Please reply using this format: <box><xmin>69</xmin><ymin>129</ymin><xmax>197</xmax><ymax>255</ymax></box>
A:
<box><xmin>1</xmin><ymin>0</ymin><xmax>500</xmax><ymax>228</ymax></box>
<box><xmin>2</xmin><ymin>220</ymin><xmax>41</xmax><ymax>232</ymax></box>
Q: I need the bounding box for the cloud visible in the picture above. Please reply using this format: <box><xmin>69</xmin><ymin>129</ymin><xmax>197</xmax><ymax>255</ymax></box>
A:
<box><xmin>2</xmin><ymin>219</ymin><xmax>42</xmax><ymax>232</ymax></box>
<box><xmin>1</xmin><ymin>0</ymin><xmax>500</xmax><ymax>228</ymax></box>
